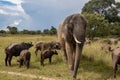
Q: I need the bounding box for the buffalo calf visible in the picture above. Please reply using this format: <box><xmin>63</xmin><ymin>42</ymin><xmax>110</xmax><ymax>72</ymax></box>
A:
<box><xmin>40</xmin><ymin>50</ymin><xmax>58</xmax><ymax>66</ymax></box>
<box><xmin>18</xmin><ymin>49</ymin><xmax>31</xmax><ymax>69</ymax></box>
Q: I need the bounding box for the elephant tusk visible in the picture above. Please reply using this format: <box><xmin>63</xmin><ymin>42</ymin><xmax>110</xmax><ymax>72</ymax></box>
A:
<box><xmin>73</xmin><ymin>35</ymin><xmax>81</xmax><ymax>44</ymax></box>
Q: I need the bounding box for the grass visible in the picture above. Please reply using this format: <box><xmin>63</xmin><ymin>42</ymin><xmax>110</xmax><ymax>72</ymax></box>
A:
<box><xmin>0</xmin><ymin>34</ymin><xmax>120</xmax><ymax>80</ymax></box>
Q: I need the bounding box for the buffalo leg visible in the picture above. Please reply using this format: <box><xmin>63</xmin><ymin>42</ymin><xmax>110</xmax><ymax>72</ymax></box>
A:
<box><xmin>5</xmin><ymin>54</ymin><xmax>9</xmax><ymax>66</ymax></box>
<box><xmin>26</xmin><ymin>60</ymin><xmax>30</xmax><ymax>69</ymax></box>
<box><xmin>35</xmin><ymin>48</ymin><xmax>39</xmax><ymax>56</ymax></box>
<box><xmin>19</xmin><ymin>59</ymin><xmax>23</xmax><ymax>67</ymax></box>
<box><xmin>8</xmin><ymin>55</ymin><xmax>12</xmax><ymax>66</ymax></box>
<box><xmin>41</xmin><ymin>59</ymin><xmax>44</xmax><ymax>66</ymax></box>
<box><xmin>49</xmin><ymin>57</ymin><xmax>52</xmax><ymax>64</ymax></box>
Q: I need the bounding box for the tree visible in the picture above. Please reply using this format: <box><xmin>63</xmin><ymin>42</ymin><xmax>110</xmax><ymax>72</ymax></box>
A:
<box><xmin>7</xmin><ymin>26</ymin><xmax>18</xmax><ymax>34</ymax></box>
<box><xmin>43</xmin><ymin>29</ymin><xmax>50</xmax><ymax>34</ymax></box>
<box><xmin>36</xmin><ymin>30</ymin><xmax>42</xmax><ymax>34</ymax></box>
<box><xmin>0</xmin><ymin>30</ymin><xmax>6</xmax><ymax>36</ymax></box>
<box><xmin>83</xmin><ymin>13</ymin><xmax>109</xmax><ymax>39</ymax></box>
<box><xmin>50</xmin><ymin>26</ymin><xmax>57</xmax><ymax>35</ymax></box>
<box><xmin>82</xmin><ymin>0</ymin><xmax>120</xmax><ymax>23</ymax></box>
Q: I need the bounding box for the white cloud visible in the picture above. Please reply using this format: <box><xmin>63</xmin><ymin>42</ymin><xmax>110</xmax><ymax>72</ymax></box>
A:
<box><xmin>2</xmin><ymin>0</ymin><xmax>24</xmax><ymax>5</ymax></box>
<box><xmin>0</xmin><ymin>0</ymin><xmax>30</xmax><ymax>18</ymax></box>
<box><xmin>9</xmin><ymin>20</ymin><xmax>22</xmax><ymax>26</ymax></box>
<box><xmin>0</xmin><ymin>9</ymin><xmax>8</xmax><ymax>15</ymax></box>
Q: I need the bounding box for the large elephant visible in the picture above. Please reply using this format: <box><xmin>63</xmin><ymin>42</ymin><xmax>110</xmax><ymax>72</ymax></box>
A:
<box><xmin>57</xmin><ymin>14</ymin><xmax>86</xmax><ymax>80</ymax></box>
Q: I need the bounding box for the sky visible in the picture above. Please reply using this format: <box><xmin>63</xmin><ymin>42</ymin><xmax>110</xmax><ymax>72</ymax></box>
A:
<box><xmin>0</xmin><ymin>0</ymin><xmax>90</xmax><ymax>31</ymax></box>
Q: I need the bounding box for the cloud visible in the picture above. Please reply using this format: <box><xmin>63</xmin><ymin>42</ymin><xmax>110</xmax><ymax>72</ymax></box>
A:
<box><xmin>22</xmin><ymin>0</ymin><xmax>89</xmax><ymax>30</ymax></box>
<box><xmin>0</xmin><ymin>0</ymin><xmax>31</xmax><ymax>30</ymax></box>
<box><xmin>0</xmin><ymin>9</ymin><xmax>8</xmax><ymax>15</ymax></box>
<box><xmin>9</xmin><ymin>20</ymin><xmax>22</xmax><ymax>26</ymax></box>
<box><xmin>2</xmin><ymin>0</ymin><xmax>24</xmax><ymax>5</ymax></box>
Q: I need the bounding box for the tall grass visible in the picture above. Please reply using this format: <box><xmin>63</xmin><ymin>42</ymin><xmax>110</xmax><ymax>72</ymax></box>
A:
<box><xmin>0</xmin><ymin>35</ymin><xmax>120</xmax><ymax>80</ymax></box>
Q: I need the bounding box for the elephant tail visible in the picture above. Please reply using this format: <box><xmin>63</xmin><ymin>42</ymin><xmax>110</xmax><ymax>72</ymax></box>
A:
<box><xmin>73</xmin><ymin>35</ymin><xmax>81</xmax><ymax>44</ymax></box>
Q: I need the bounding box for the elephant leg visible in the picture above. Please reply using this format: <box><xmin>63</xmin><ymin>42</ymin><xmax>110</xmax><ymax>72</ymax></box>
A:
<box><xmin>5</xmin><ymin>54</ymin><xmax>9</xmax><ymax>66</ymax></box>
<box><xmin>63</xmin><ymin>48</ymin><xmax>68</xmax><ymax>63</ymax></box>
<box><xmin>73</xmin><ymin>43</ymin><xmax>83</xmax><ymax>79</ymax></box>
<box><xmin>61</xmin><ymin>39</ymin><xmax>68</xmax><ymax>62</ymax></box>
<box><xmin>113</xmin><ymin>64</ymin><xmax>117</xmax><ymax>78</ymax></box>
<box><xmin>8</xmin><ymin>55</ymin><xmax>13</xmax><ymax>66</ymax></box>
<box><xmin>65</xmin><ymin>42</ymin><xmax>74</xmax><ymax>74</ymax></box>
<box><xmin>112</xmin><ymin>56</ymin><xmax>118</xmax><ymax>78</ymax></box>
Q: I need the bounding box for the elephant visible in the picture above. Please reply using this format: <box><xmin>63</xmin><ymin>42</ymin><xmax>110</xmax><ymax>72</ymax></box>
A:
<box><xmin>57</xmin><ymin>13</ymin><xmax>87</xmax><ymax>80</ymax></box>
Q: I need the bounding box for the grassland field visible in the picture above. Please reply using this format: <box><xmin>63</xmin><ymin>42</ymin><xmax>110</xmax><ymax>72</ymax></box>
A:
<box><xmin>0</xmin><ymin>34</ymin><xmax>120</xmax><ymax>80</ymax></box>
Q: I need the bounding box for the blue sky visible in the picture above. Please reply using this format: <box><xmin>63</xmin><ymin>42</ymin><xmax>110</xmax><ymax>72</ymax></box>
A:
<box><xmin>0</xmin><ymin>0</ymin><xmax>89</xmax><ymax>31</ymax></box>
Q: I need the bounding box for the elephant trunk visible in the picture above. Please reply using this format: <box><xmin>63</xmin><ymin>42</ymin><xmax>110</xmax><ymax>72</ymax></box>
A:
<box><xmin>73</xmin><ymin>43</ymin><xmax>83</xmax><ymax>79</ymax></box>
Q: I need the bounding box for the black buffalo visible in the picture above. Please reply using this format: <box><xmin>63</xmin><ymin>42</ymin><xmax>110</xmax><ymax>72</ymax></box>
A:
<box><xmin>5</xmin><ymin>42</ymin><xmax>33</xmax><ymax>66</ymax></box>
<box><xmin>34</xmin><ymin>41</ymin><xmax>61</xmax><ymax>56</ymax></box>
<box><xmin>40</xmin><ymin>50</ymin><xmax>58</xmax><ymax>66</ymax></box>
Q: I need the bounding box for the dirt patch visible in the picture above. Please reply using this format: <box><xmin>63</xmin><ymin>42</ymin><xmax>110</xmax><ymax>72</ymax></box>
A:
<box><xmin>0</xmin><ymin>70</ymin><xmax>61</xmax><ymax>80</ymax></box>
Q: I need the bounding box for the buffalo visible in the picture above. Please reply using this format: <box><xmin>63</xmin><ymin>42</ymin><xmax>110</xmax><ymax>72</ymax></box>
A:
<box><xmin>5</xmin><ymin>42</ymin><xmax>33</xmax><ymax>66</ymax></box>
<box><xmin>40</xmin><ymin>50</ymin><xmax>58</xmax><ymax>66</ymax></box>
<box><xmin>17</xmin><ymin>49</ymin><xmax>31</xmax><ymax>69</ymax></box>
<box><xmin>34</xmin><ymin>41</ymin><xmax>61</xmax><ymax>56</ymax></box>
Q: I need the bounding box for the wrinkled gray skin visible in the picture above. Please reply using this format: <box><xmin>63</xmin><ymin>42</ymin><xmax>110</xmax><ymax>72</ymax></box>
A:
<box><xmin>111</xmin><ymin>47</ymin><xmax>120</xmax><ymax>78</ymax></box>
<box><xmin>57</xmin><ymin>14</ymin><xmax>86</xmax><ymax>80</ymax></box>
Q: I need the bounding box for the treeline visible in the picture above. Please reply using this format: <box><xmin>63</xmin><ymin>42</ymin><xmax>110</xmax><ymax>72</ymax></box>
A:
<box><xmin>0</xmin><ymin>26</ymin><xmax>57</xmax><ymax>35</ymax></box>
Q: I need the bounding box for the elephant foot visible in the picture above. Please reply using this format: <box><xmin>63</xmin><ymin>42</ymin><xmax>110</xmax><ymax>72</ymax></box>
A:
<box><xmin>63</xmin><ymin>57</ymin><xmax>68</xmax><ymax>63</ymax></box>
<box><xmin>114</xmin><ymin>75</ymin><xmax>116</xmax><ymax>78</ymax></box>
<box><xmin>68</xmin><ymin>69</ymin><xmax>73</xmax><ymax>75</ymax></box>
<box><xmin>73</xmin><ymin>77</ymin><xmax>77</xmax><ymax>80</ymax></box>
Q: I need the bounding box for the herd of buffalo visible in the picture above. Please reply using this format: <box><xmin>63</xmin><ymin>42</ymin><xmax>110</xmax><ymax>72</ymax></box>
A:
<box><xmin>3</xmin><ymin>14</ymin><xmax>120</xmax><ymax>79</ymax></box>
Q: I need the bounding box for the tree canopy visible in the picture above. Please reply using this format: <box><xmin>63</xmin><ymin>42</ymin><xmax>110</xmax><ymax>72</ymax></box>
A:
<box><xmin>82</xmin><ymin>0</ymin><xmax>120</xmax><ymax>23</ymax></box>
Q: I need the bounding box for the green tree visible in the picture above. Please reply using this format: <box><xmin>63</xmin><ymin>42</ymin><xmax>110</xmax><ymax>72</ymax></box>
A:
<box><xmin>7</xmin><ymin>26</ymin><xmax>18</xmax><ymax>34</ymax></box>
<box><xmin>83</xmin><ymin>13</ymin><xmax>109</xmax><ymax>39</ymax></box>
<box><xmin>0</xmin><ymin>30</ymin><xmax>6</xmax><ymax>36</ymax></box>
<box><xmin>82</xmin><ymin>0</ymin><xmax>120</xmax><ymax>23</ymax></box>
<box><xmin>50</xmin><ymin>26</ymin><xmax>57</xmax><ymax>35</ymax></box>
<box><xmin>21</xmin><ymin>29</ymin><xmax>29</xmax><ymax>34</ymax></box>
<box><xmin>109</xmin><ymin>22</ymin><xmax>120</xmax><ymax>36</ymax></box>
<box><xmin>36</xmin><ymin>30</ymin><xmax>42</xmax><ymax>34</ymax></box>
<box><xmin>43</xmin><ymin>29</ymin><xmax>50</xmax><ymax>34</ymax></box>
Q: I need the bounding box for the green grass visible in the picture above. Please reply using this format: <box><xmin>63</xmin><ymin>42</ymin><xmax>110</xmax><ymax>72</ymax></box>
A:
<box><xmin>0</xmin><ymin>34</ymin><xmax>120</xmax><ymax>80</ymax></box>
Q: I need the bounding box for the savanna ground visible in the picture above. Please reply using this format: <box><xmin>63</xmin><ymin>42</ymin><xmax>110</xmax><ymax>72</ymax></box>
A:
<box><xmin>0</xmin><ymin>34</ymin><xmax>120</xmax><ymax>80</ymax></box>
